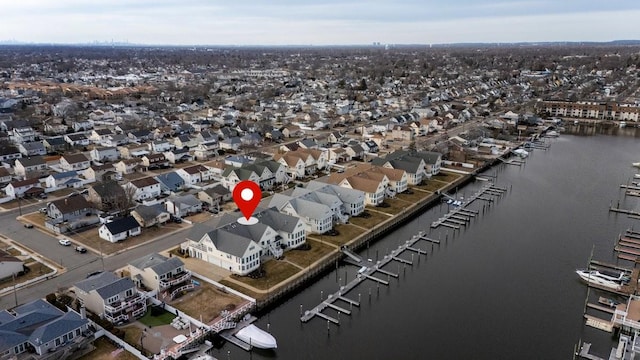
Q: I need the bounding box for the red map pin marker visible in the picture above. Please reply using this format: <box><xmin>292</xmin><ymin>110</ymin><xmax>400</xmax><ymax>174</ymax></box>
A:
<box><xmin>233</xmin><ymin>180</ymin><xmax>261</xmax><ymax>224</ymax></box>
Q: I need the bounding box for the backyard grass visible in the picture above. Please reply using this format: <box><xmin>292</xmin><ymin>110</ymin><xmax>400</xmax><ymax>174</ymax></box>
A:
<box><xmin>77</xmin><ymin>337</ymin><xmax>139</xmax><ymax>360</ymax></box>
<box><xmin>138</xmin><ymin>308</ymin><xmax>176</xmax><ymax>327</ymax></box>
<box><xmin>349</xmin><ymin>210</ymin><xmax>392</xmax><ymax>229</ymax></box>
<box><xmin>396</xmin><ymin>189</ymin><xmax>430</xmax><ymax>204</ymax></box>
<box><xmin>121</xmin><ymin>325</ymin><xmax>143</xmax><ymax>349</ymax></box>
<box><xmin>231</xmin><ymin>259</ymin><xmax>301</xmax><ymax>291</ymax></box>
<box><xmin>415</xmin><ymin>180</ymin><xmax>448</xmax><ymax>193</ymax></box>
<box><xmin>284</xmin><ymin>239</ymin><xmax>336</xmax><ymax>268</ymax></box>
<box><xmin>433</xmin><ymin>171</ymin><xmax>463</xmax><ymax>183</ymax></box>
<box><xmin>375</xmin><ymin>198</ymin><xmax>413</xmax><ymax>216</ymax></box>
<box><xmin>218</xmin><ymin>280</ymin><xmax>263</xmax><ymax>301</ymax></box>
<box><xmin>170</xmin><ymin>281</ymin><xmax>246</xmax><ymax>323</ymax></box>
<box><xmin>309</xmin><ymin>224</ymin><xmax>365</xmax><ymax>247</ymax></box>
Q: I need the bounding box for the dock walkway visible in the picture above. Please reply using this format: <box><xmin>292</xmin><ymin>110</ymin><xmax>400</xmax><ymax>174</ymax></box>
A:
<box><xmin>300</xmin><ymin>231</ymin><xmax>433</xmax><ymax>324</ymax></box>
<box><xmin>431</xmin><ymin>183</ymin><xmax>505</xmax><ymax>229</ymax></box>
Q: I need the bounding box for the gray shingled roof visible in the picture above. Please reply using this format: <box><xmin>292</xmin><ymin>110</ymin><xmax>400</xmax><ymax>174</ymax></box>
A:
<box><xmin>129</xmin><ymin>253</ymin><xmax>184</xmax><ymax>276</ymax></box>
<box><xmin>29</xmin><ymin>311</ymin><xmax>87</xmax><ymax>344</ymax></box>
<box><xmin>204</xmin><ymin>229</ymin><xmax>255</xmax><ymax>258</ymax></box>
<box><xmin>254</xmin><ymin>207</ymin><xmax>299</xmax><ymax>232</ymax></box>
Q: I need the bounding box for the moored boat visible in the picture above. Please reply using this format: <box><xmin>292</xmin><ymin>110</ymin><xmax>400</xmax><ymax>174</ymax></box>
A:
<box><xmin>576</xmin><ymin>270</ymin><xmax>623</xmax><ymax>290</ymax></box>
<box><xmin>633</xmin><ymin>162</ymin><xmax>640</xmax><ymax>168</ymax></box>
<box><xmin>235</xmin><ymin>324</ymin><xmax>277</xmax><ymax>349</ymax></box>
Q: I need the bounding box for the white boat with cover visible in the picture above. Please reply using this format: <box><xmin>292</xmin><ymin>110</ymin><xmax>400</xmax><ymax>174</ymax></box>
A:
<box><xmin>235</xmin><ymin>324</ymin><xmax>277</xmax><ymax>349</ymax></box>
<box><xmin>576</xmin><ymin>270</ymin><xmax>623</xmax><ymax>290</ymax></box>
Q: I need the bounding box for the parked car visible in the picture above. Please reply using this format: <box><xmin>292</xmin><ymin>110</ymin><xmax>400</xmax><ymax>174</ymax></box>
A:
<box><xmin>75</xmin><ymin>246</ymin><xmax>87</xmax><ymax>253</ymax></box>
<box><xmin>23</xmin><ymin>223</ymin><xmax>33</xmax><ymax>229</ymax></box>
<box><xmin>58</xmin><ymin>238</ymin><xmax>71</xmax><ymax>246</ymax></box>
<box><xmin>39</xmin><ymin>193</ymin><xmax>48</xmax><ymax>199</ymax></box>
<box><xmin>39</xmin><ymin>207</ymin><xmax>47</xmax><ymax>213</ymax></box>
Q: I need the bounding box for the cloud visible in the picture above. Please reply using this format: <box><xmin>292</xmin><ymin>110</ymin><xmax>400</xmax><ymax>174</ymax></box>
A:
<box><xmin>0</xmin><ymin>0</ymin><xmax>639</xmax><ymax>45</ymax></box>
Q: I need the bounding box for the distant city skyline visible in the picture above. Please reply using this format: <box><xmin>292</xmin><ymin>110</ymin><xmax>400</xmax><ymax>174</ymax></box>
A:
<box><xmin>2</xmin><ymin>0</ymin><xmax>640</xmax><ymax>46</ymax></box>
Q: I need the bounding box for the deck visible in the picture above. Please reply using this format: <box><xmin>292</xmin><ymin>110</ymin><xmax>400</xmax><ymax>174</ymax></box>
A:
<box><xmin>431</xmin><ymin>183</ymin><xmax>505</xmax><ymax>229</ymax></box>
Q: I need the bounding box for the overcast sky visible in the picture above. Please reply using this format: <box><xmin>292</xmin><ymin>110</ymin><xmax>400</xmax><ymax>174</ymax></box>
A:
<box><xmin>2</xmin><ymin>0</ymin><xmax>639</xmax><ymax>45</ymax></box>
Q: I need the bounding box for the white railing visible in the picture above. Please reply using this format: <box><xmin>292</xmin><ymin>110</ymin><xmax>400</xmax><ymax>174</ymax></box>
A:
<box><xmin>159</xmin><ymin>271</ymin><xmax>192</xmax><ymax>289</ymax></box>
<box><xmin>104</xmin><ymin>293</ymin><xmax>146</xmax><ymax>313</ymax></box>
<box><xmin>269</xmin><ymin>243</ymin><xmax>283</xmax><ymax>258</ymax></box>
<box><xmin>170</xmin><ymin>284</ymin><xmax>195</xmax><ymax>300</ymax></box>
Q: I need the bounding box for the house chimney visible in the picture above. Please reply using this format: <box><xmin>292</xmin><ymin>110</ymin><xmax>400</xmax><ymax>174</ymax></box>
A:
<box><xmin>80</xmin><ymin>306</ymin><xmax>86</xmax><ymax>319</ymax></box>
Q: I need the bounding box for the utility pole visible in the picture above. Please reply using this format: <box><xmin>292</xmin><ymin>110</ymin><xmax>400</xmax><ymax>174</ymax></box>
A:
<box><xmin>12</xmin><ymin>272</ymin><xmax>18</xmax><ymax>307</ymax></box>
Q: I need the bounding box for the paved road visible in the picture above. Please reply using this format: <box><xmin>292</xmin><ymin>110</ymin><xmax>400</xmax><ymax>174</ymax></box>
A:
<box><xmin>0</xmin><ymin>202</ymin><xmax>196</xmax><ymax>309</ymax></box>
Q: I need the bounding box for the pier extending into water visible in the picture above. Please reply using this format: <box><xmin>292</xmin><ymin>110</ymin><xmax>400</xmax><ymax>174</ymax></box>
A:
<box><xmin>300</xmin><ymin>231</ymin><xmax>435</xmax><ymax>325</ymax></box>
<box><xmin>431</xmin><ymin>183</ymin><xmax>506</xmax><ymax>229</ymax></box>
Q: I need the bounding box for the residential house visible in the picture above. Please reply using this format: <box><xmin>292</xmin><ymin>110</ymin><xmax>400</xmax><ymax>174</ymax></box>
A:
<box><xmin>327</xmin><ymin>131</ymin><xmax>344</xmax><ymax>144</ymax></box>
<box><xmin>43</xmin><ymin>137</ymin><xmax>68</xmax><ymax>154</ymax></box>
<box><xmin>219</xmin><ymin>137</ymin><xmax>242</xmax><ymax>151</ymax></box>
<box><xmin>148</xmin><ymin>139</ymin><xmax>173</xmax><ymax>153</ymax></box>
<box><xmin>87</xmin><ymin>181</ymin><xmax>127</xmax><ymax>212</ymax></box>
<box><xmin>0</xmin><ymin>249</ymin><xmax>24</xmax><ymax>279</ymax></box>
<box><xmin>118</xmin><ymin>144</ymin><xmax>149</xmax><ymax>159</ymax></box>
<box><xmin>297</xmin><ymin>138</ymin><xmax>318</xmax><ymax>149</ymax></box>
<box><xmin>281</xmin><ymin>124</ymin><xmax>304</xmax><ymax>138</ymax></box>
<box><xmin>46</xmin><ymin>194</ymin><xmax>95</xmax><ymax>223</ymax></box>
<box><xmin>114</xmin><ymin>158</ymin><xmax>145</xmax><ymax>175</ymax></box>
<box><xmin>328</xmin><ymin>147</ymin><xmax>349</xmax><ymax>163</ymax></box>
<box><xmin>101</xmin><ymin>133</ymin><xmax>129</xmax><ymax>147</ymax></box>
<box><xmin>98</xmin><ymin>216</ymin><xmax>141</xmax><ymax>242</ymax></box>
<box><xmin>14</xmin><ymin>156</ymin><xmax>47</xmax><ymax>178</ymax></box>
<box><xmin>264</xmin><ymin>193</ymin><xmax>334</xmax><ymax>233</ymax></box>
<box><xmin>0</xmin><ymin>167</ymin><xmax>11</xmax><ymax>184</ymax></box>
<box><xmin>60</xmin><ymin>153</ymin><xmax>91</xmax><ymax>171</ymax></box>
<box><xmin>274</xmin><ymin>153</ymin><xmax>305</xmax><ymax>180</ymax></box>
<box><xmin>72</xmin><ymin>120</ymin><xmax>93</xmax><ymax>132</ymax></box>
<box><xmin>12</xmin><ymin>126</ymin><xmax>36</xmax><ymax>143</ymax></box>
<box><xmin>74</xmin><ymin>272</ymin><xmax>146</xmax><ymax>324</ymax></box>
<box><xmin>64</xmin><ymin>133</ymin><xmax>91</xmax><ymax>148</ymax></box>
<box><xmin>4</xmin><ymin>178</ymin><xmax>41</xmax><ymax>198</ymax></box>
<box><xmin>193</xmin><ymin>140</ymin><xmax>218</xmax><ymax>160</ymax></box>
<box><xmin>131</xmin><ymin>204</ymin><xmax>170</xmax><ymax>228</ymax></box>
<box><xmin>172</xmin><ymin>134</ymin><xmax>198</xmax><ymax>149</ymax></box>
<box><xmin>90</xmin><ymin>146</ymin><xmax>119</xmax><ymax>162</ymax></box>
<box><xmin>221</xmin><ymin>167</ymin><xmax>260</xmax><ymax>192</ymax></box>
<box><xmin>141</xmin><ymin>153</ymin><xmax>169</xmax><ymax>169</ymax></box>
<box><xmin>414</xmin><ymin>151</ymin><xmax>442</xmax><ymax>177</ymax></box>
<box><xmin>176</xmin><ymin>165</ymin><xmax>213</xmax><ymax>185</ymax></box>
<box><xmin>197</xmin><ymin>186</ymin><xmax>230</xmax><ymax>208</ymax></box>
<box><xmin>128</xmin><ymin>253</ymin><xmax>191</xmax><ymax>300</ymax></box>
<box><xmin>371</xmin><ymin>153</ymin><xmax>423</xmax><ymax>185</ymax></box>
<box><xmin>83</xmin><ymin>163</ymin><xmax>117</xmax><ymax>182</ymax></box>
<box><xmin>43</xmin><ymin>122</ymin><xmax>68</xmax><ymax>135</ymax></box>
<box><xmin>155</xmin><ymin>172</ymin><xmax>185</xmax><ymax>193</ymax></box>
<box><xmin>165</xmin><ymin>194</ymin><xmax>203</xmax><ymax>218</ymax></box>
<box><xmin>164</xmin><ymin>148</ymin><xmax>192</xmax><ymax>164</ymax></box>
<box><xmin>44</xmin><ymin>171</ymin><xmax>82</xmax><ymax>189</ymax></box>
<box><xmin>255</xmin><ymin>159</ymin><xmax>287</xmax><ymax>184</ymax></box>
<box><xmin>345</xmin><ymin>144</ymin><xmax>365</xmax><ymax>160</ymax></box>
<box><xmin>17</xmin><ymin>141</ymin><xmax>46</xmax><ymax>156</ymax></box>
<box><xmin>88</xmin><ymin>128</ymin><xmax>114</xmax><ymax>143</ymax></box>
<box><xmin>127</xmin><ymin>177</ymin><xmax>161</xmax><ymax>201</ymax></box>
<box><xmin>0</xmin><ymin>299</ymin><xmax>89</xmax><ymax>357</ymax></box>
<box><xmin>0</xmin><ymin>145</ymin><xmax>21</xmax><ymax>163</ymax></box>
<box><xmin>127</xmin><ymin>129</ymin><xmax>151</xmax><ymax>143</ymax></box>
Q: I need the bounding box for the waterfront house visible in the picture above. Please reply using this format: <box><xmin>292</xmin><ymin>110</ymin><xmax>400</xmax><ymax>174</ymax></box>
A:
<box><xmin>128</xmin><ymin>253</ymin><xmax>191</xmax><ymax>299</ymax></box>
<box><xmin>0</xmin><ymin>299</ymin><xmax>89</xmax><ymax>357</ymax></box>
<box><xmin>74</xmin><ymin>272</ymin><xmax>146</xmax><ymax>324</ymax></box>
<box><xmin>98</xmin><ymin>216</ymin><xmax>141</xmax><ymax>242</ymax></box>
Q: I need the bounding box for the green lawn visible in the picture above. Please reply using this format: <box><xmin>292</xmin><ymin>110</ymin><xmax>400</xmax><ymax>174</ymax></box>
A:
<box><xmin>138</xmin><ymin>308</ymin><xmax>176</xmax><ymax>327</ymax></box>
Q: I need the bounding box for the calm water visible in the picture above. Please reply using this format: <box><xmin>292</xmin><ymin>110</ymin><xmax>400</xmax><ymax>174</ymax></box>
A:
<box><xmin>212</xmin><ymin>133</ymin><xmax>640</xmax><ymax>360</ymax></box>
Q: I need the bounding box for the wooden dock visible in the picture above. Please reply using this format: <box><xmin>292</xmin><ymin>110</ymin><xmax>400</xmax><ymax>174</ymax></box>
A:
<box><xmin>577</xmin><ymin>342</ymin><xmax>606</xmax><ymax>360</ymax></box>
<box><xmin>431</xmin><ymin>183</ymin><xmax>506</xmax><ymax>229</ymax></box>
<box><xmin>609</xmin><ymin>207</ymin><xmax>640</xmax><ymax>217</ymax></box>
<box><xmin>218</xmin><ymin>315</ymin><xmax>258</xmax><ymax>351</ymax></box>
<box><xmin>301</xmin><ymin>232</ymin><xmax>428</xmax><ymax>324</ymax></box>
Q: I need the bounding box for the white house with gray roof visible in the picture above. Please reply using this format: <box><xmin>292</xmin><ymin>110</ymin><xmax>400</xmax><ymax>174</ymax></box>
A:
<box><xmin>0</xmin><ymin>299</ymin><xmax>89</xmax><ymax>357</ymax></box>
<box><xmin>74</xmin><ymin>271</ymin><xmax>147</xmax><ymax>324</ymax></box>
<box><xmin>128</xmin><ymin>253</ymin><xmax>192</xmax><ymax>301</ymax></box>
<box><xmin>183</xmin><ymin>208</ymin><xmax>305</xmax><ymax>275</ymax></box>
<box><xmin>263</xmin><ymin>194</ymin><xmax>333</xmax><ymax>234</ymax></box>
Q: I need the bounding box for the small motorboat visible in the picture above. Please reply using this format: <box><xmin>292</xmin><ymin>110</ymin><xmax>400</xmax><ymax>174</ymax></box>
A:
<box><xmin>235</xmin><ymin>324</ymin><xmax>277</xmax><ymax>349</ymax></box>
<box><xmin>633</xmin><ymin>163</ymin><xmax>640</xmax><ymax>168</ymax></box>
